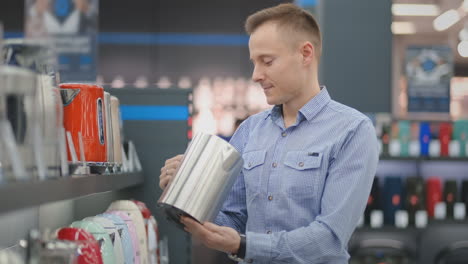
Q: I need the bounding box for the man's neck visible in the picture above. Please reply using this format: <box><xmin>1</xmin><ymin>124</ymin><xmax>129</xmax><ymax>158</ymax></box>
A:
<box><xmin>282</xmin><ymin>80</ymin><xmax>320</xmax><ymax>128</ymax></box>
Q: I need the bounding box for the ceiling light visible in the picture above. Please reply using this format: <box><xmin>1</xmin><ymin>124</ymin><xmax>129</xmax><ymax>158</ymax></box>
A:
<box><xmin>433</xmin><ymin>9</ymin><xmax>461</xmax><ymax>31</ymax></box>
<box><xmin>392</xmin><ymin>4</ymin><xmax>440</xmax><ymax>16</ymax></box>
<box><xmin>459</xmin><ymin>28</ymin><xmax>468</xmax><ymax>41</ymax></box>
<box><xmin>463</xmin><ymin>0</ymin><xmax>468</xmax><ymax>12</ymax></box>
<box><xmin>392</xmin><ymin>22</ymin><xmax>416</xmax><ymax>35</ymax></box>
<box><xmin>458</xmin><ymin>41</ymin><xmax>468</xmax><ymax>57</ymax></box>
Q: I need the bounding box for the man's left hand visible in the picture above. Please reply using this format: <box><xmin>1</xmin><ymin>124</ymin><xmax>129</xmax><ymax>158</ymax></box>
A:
<box><xmin>181</xmin><ymin>216</ymin><xmax>241</xmax><ymax>254</ymax></box>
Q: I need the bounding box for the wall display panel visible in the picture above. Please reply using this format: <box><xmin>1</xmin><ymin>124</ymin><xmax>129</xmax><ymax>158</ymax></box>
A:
<box><xmin>405</xmin><ymin>46</ymin><xmax>453</xmax><ymax>114</ymax></box>
<box><xmin>23</xmin><ymin>0</ymin><xmax>99</xmax><ymax>82</ymax></box>
<box><xmin>319</xmin><ymin>0</ymin><xmax>392</xmax><ymax>113</ymax></box>
<box><xmin>99</xmin><ymin>0</ymin><xmax>293</xmax><ymax>33</ymax></box>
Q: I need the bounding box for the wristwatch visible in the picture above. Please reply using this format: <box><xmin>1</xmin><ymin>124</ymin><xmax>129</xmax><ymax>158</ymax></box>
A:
<box><xmin>227</xmin><ymin>234</ymin><xmax>246</xmax><ymax>262</ymax></box>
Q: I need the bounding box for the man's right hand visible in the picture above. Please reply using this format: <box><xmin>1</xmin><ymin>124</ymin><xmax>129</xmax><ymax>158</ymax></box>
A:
<box><xmin>159</xmin><ymin>154</ymin><xmax>184</xmax><ymax>190</ymax></box>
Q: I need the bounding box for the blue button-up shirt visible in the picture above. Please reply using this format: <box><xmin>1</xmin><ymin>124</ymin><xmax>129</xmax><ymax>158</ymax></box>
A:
<box><xmin>215</xmin><ymin>87</ymin><xmax>379</xmax><ymax>264</ymax></box>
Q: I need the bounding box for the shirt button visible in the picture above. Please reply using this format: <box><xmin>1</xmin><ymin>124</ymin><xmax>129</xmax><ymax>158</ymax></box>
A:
<box><xmin>272</xmin><ymin>162</ymin><xmax>277</xmax><ymax>168</ymax></box>
<box><xmin>248</xmin><ymin>162</ymin><xmax>252</xmax><ymax>168</ymax></box>
<box><xmin>281</xmin><ymin>132</ymin><xmax>287</xmax><ymax>137</ymax></box>
<box><xmin>268</xmin><ymin>195</ymin><xmax>273</xmax><ymax>201</ymax></box>
<box><xmin>267</xmin><ymin>230</ymin><xmax>272</xmax><ymax>234</ymax></box>
<box><xmin>298</xmin><ymin>162</ymin><xmax>304</xmax><ymax>167</ymax></box>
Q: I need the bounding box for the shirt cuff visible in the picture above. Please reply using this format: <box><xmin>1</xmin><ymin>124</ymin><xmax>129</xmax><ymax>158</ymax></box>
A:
<box><xmin>245</xmin><ymin>231</ymin><xmax>272</xmax><ymax>263</ymax></box>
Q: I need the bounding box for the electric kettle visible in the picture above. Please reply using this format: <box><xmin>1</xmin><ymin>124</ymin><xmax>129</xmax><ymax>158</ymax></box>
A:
<box><xmin>84</xmin><ymin>216</ymin><xmax>125</xmax><ymax>264</ymax></box>
<box><xmin>100</xmin><ymin>213</ymin><xmax>135</xmax><ymax>264</ymax></box>
<box><xmin>107</xmin><ymin>210</ymin><xmax>141</xmax><ymax>264</ymax></box>
<box><xmin>57</xmin><ymin>227</ymin><xmax>103</xmax><ymax>264</ymax></box>
<box><xmin>70</xmin><ymin>220</ymin><xmax>116</xmax><ymax>264</ymax></box>
<box><xmin>158</xmin><ymin>132</ymin><xmax>243</xmax><ymax>226</ymax></box>
<box><xmin>0</xmin><ymin>65</ymin><xmax>37</xmax><ymax>181</ymax></box>
<box><xmin>107</xmin><ymin>200</ymin><xmax>149</xmax><ymax>264</ymax></box>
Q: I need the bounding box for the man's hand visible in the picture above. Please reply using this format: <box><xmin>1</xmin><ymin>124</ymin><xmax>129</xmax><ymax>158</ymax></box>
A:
<box><xmin>181</xmin><ymin>216</ymin><xmax>241</xmax><ymax>254</ymax></box>
<box><xmin>159</xmin><ymin>155</ymin><xmax>184</xmax><ymax>189</ymax></box>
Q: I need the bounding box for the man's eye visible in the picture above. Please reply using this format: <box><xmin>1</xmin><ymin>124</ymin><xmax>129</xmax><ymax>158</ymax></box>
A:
<box><xmin>265</xmin><ymin>60</ymin><xmax>273</xmax><ymax>66</ymax></box>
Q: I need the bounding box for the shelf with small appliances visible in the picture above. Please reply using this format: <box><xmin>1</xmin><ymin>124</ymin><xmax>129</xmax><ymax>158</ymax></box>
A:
<box><xmin>379</xmin><ymin>155</ymin><xmax>468</xmax><ymax>162</ymax></box>
<box><xmin>0</xmin><ymin>171</ymin><xmax>144</xmax><ymax>215</ymax></box>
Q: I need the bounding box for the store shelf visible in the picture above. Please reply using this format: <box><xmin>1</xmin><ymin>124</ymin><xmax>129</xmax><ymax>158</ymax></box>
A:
<box><xmin>379</xmin><ymin>155</ymin><xmax>468</xmax><ymax>162</ymax></box>
<box><xmin>0</xmin><ymin>172</ymin><xmax>143</xmax><ymax>215</ymax></box>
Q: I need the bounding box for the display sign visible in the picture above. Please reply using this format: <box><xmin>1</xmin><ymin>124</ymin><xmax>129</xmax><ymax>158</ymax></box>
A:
<box><xmin>405</xmin><ymin>46</ymin><xmax>453</xmax><ymax>113</ymax></box>
<box><xmin>24</xmin><ymin>0</ymin><xmax>98</xmax><ymax>82</ymax></box>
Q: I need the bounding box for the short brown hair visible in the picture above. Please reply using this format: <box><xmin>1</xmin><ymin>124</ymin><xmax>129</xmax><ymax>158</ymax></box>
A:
<box><xmin>245</xmin><ymin>3</ymin><xmax>322</xmax><ymax>60</ymax></box>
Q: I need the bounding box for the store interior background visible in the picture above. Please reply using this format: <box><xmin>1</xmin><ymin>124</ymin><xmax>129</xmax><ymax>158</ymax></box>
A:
<box><xmin>2</xmin><ymin>0</ymin><xmax>468</xmax><ymax>263</ymax></box>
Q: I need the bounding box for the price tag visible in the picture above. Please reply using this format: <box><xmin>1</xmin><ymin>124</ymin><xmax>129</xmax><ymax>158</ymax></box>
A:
<box><xmin>454</xmin><ymin>203</ymin><xmax>466</xmax><ymax>220</ymax></box>
<box><xmin>449</xmin><ymin>140</ymin><xmax>460</xmax><ymax>157</ymax></box>
<box><xmin>389</xmin><ymin>140</ymin><xmax>401</xmax><ymax>157</ymax></box>
<box><xmin>415</xmin><ymin>210</ymin><xmax>428</xmax><ymax>228</ymax></box>
<box><xmin>409</xmin><ymin>140</ymin><xmax>420</xmax><ymax>157</ymax></box>
<box><xmin>434</xmin><ymin>202</ymin><xmax>446</xmax><ymax>220</ymax></box>
<box><xmin>395</xmin><ymin>210</ymin><xmax>408</xmax><ymax>228</ymax></box>
<box><xmin>429</xmin><ymin>140</ymin><xmax>441</xmax><ymax>157</ymax></box>
<box><xmin>370</xmin><ymin>210</ymin><xmax>383</xmax><ymax>228</ymax></box>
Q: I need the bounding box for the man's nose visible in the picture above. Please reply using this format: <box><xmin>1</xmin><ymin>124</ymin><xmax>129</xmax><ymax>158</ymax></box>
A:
<box><xmin>251</xmin><ymin>66</ymin><xmax>264</xmax><ymax>83</ymax></box>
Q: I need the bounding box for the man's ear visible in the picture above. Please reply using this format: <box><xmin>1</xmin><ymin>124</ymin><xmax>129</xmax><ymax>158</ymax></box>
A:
<box><xmin>301</xmin><ymin>41</ymin><xmax>315</xmax><ymax>66</ymax></box>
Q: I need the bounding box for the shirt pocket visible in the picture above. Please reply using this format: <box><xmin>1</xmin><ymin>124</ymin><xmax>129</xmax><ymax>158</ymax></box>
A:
<box><xmin>283</xmin><ymin>150</ymin><xmax>323</xmax><ymax>198</ymax></box>
<box><xmin>242</xmin><ymin>150</ymin><xmax>266</xmax><ymax>195</ymax></box>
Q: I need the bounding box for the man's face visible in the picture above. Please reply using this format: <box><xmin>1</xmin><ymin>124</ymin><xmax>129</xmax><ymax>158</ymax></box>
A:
<box><xmin>249</xmin><ymin>22</ymin><xmax>305</xmax><ymax>106</ymax></box>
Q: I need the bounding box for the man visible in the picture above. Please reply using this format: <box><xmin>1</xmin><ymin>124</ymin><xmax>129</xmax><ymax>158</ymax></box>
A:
<box><xmin>159</xmin><ymin>3</ymin><xmax>378</xmax><ymax>263</ymax></box>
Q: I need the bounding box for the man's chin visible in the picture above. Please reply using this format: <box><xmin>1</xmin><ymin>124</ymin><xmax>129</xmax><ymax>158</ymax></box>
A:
<box><xmin>265</xmin><ymin>96</ymin><xmax>278</xmax><ymax>106</ymax></box>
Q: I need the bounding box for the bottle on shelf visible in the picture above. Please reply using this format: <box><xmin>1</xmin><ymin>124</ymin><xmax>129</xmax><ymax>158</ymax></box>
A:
<box><xmin>365</xmin><ymin>177</ymin><xmax>381</xmax><ymax>226</ymax></box>
<box><xmin>409</xmin><ymin>121</ymin><xmax>420</xmax><ymax>157</ymax></box>
<box><xmin>381</xmin><ymin>124</ymin><xmax>391</xmax><ymax>156</ymax></box>
<box><xmin>389</xmin><ymin>121</ymin><xmax>401</xmax><ymax>157</ymax></box>
<box><xmin>399</xmin><ymin>120</ymin><xmax>411</xmax><ymax>157</ymax></box>
<box><xmin>429</xmin><ymin>122</ymin><xmax>441</xmax><ymax>157</ymax></box>
<box><xmin>453</xmin><ymin>120</ymin><xmax>468</xmax><ymax>157</ymax></box>
<box><xmin>426</xmin><ymin>177</ymin><xmax>442</xmax><ymax>219</ymax></box>
<box><xmin>439</xmin><ymin>122</ymin><xmax>452</xmax><ymax>157</ymax></box>
<box><xmin>462</xmin><ymin>181</ymin><xmax>468</xmax><ymax>211</ymax></box>
<box><xmin>405</xmin><ymin>177</ymin><xmax>425</xmax><ymax>226</ymax></box>
<box><xmin>383</xmin><ymin>177</ymin><xmax>404</xmax><ymax>226</ymax></box>
<box><xmin>419</xmin><ymin>122</ymin><xmax>431</xmax><ymax>157</ymax></box>
<box><xmin>443</xmin><ymin>180</ymin><xmax>458</xmax><ymax>219</ymax></box>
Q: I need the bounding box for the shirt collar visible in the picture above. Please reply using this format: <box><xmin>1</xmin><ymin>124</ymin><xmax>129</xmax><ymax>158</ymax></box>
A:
<box><xmin>266</xmin><ymin>86</ymin><xmax>331</xmax><ymax>122</ymax></box>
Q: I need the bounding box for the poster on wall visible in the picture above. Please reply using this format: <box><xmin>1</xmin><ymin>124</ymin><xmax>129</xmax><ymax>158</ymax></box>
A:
<box><xmin>24</xmin><ymin>0</ymin><xmax>98</xmax><ymax>82</ymax></box>
<box><xmin>405</xmin><ymin>46</ymin><xmax>453</xmax><ymax>113</ymax></box>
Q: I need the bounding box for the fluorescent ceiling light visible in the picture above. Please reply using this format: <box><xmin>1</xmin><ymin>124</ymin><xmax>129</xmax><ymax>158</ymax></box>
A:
<box><xmin>392</xmin><ymin>22</ymin><xmax>416</xmax><ymax>35</ymax></box>
<box><xmin>458</xmin><ymin>41</ymin><xmax>468</xmax><ymax>57</ymax></box>
<box><xmin>433</xmin><ymin>9</ymin><xmax>461</xmax><ymax>31</ymax></box>
<box><xmin>392</xmin><ymin>4</ymin><xmax>440</xmax><ymax>16</ymax></box>
<box><xmin>463</xmin><ymin>0</ymin><xmax>468</xmax><ymax>12</ymax></box>
<box><xmin>459</xmin><ymin>28</ymin><xmax>468</xmax><ymax>41</ymax></box>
